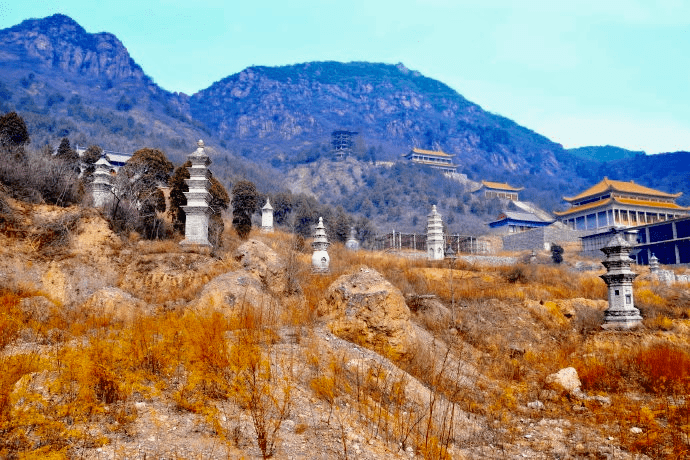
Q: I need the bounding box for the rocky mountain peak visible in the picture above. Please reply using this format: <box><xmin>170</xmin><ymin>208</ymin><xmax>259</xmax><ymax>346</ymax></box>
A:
<box><xmin>0</xmin><ymin>14</ymin><xmax>145</xmax><ymax>81</ymax></box>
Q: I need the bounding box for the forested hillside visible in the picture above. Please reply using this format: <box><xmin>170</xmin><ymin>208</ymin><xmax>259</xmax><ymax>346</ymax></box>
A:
<box><xmin>1</xmin><ymin>14</ymin><xmax>688</xmax><ymax>233</ymax></box>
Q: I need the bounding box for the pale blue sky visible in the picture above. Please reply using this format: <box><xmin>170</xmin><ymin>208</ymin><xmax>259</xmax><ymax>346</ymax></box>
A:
<box><xmin>1</xmin><ymin>0</ymin><xmax>689</xmax><ymax>154</ymax></box>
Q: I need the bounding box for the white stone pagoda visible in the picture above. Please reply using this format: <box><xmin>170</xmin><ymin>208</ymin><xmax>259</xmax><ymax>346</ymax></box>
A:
<box><xmin>180</xmin><ymin>140</ymin><xmax>212</xmax><ymax>247</ymax></box>
<box><xmin>427</xmin><ymin>205</ymin><xmax>444</xmax><ymax>260</ymax></box>
<box><xmin>345</xmin><ymin>226</ymin><xmax>360</xmax><ymax>251</ymax></box>
<box><xmin>91</xmin><ymin>156</ymin><xmax>113</xmax><ymax>208</ymax></box>
<box><xmin>261</xmin><ymin>198</ymin><xmax>274</xmax><ymax>233</ymax></box>
<box><xmin>311</xmin><ymin>217</ymin><xmax>330</xmax><ymax>272</ymax></box>
<box><xmin>600</xmin><ymin>233</ymin><xmax>642</xmax><ymax>329</ymax></box>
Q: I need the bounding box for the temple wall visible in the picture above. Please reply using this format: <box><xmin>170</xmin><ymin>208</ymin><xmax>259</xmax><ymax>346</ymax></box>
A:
<box><xmin>502</xmin><ymin>226</ymin><xmax>587</xmax><ymax>251</ymax></box>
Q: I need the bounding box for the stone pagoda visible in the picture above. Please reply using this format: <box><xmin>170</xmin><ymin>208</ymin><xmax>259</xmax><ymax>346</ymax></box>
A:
<box><xmin>649</xmin><ymin>254</ymin><xmax>660</xmax><ymax>275</ymax></box>
<box><xmin>427</xmin><ymin>205</ymin><xmax>444</xmax><ymax>260</ymax></box>
<box><xmin>345</xmin><ymin>226</ymin><xmax>360</xmax><ymax>251</ymax></box>
<box><xmin>311</xmin><ymin>217</ymin><xmax>330</xmax><ymax>273</ymax></box>
<box><xmin>261</xmin><ymin>198</ymin><xmax>274</xmax><ymax>233</ymax></box>
<box><xmin>180</xmin><ymin>140</ymin><xmax>212</xmax><ymax>247</ymax></box>
<box><xmin>91</xmin><ymin>156</ymin><xmax>113</xmax><ymax>208</ymax></box>
<box><xmin>600</xmin><ymin>233</ymin><xmax>642</xmax><ymax>329</ymax></box>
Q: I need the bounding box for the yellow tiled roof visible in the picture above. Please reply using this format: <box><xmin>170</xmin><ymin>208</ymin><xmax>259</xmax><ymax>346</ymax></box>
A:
<box><xmin>564</xmin><ymin>177</ymin><xmax>682</xmax><ymax>202</ymax></box>
<box><xmin>554</xmin><ymin>196</ymin><xmax>690</xmax><ymax>216</ymax></box>
<box><xmin>615</xmin><ymin>197</ymin><xmax>690</xmax><ymax>210</ymax></box>
<box><xmin>411</xmin><ymin>147</ymin><xmax>455</xmax><ymax>157</ymax></box>
<box><xmin>553</xmin><ymin>198</ymin><xmax>613</xmax><ymax>216</ymax></box>
<box><xmin>481</xmin><ymin>180</ymin><xmax>524</xmax><ymax>192</ymax></box>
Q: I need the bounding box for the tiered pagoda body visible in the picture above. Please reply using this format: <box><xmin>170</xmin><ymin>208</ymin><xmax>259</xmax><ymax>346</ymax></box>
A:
<box><xmin>427</xmin><ymin>205</ymin><xmax>444</xmax><ymax>260</ymax></box>
<box><xmin>600</xmin><ymin>233</ymin><xmax>642</xmax><ymax>329</ymax></box>
<box><xmin>180</xmin><ymin>140</ymin><xmax>212</xmax><ymax>247</ymax></box>
<box><xmin>311</xmin><ymin>217</ymin><xmax>330</xmax><ymax>272</ymax></box>
<box><xmin>91</xmin><ymin>156</ymin><xmax>113</xmax><ymax>208</ymax></box>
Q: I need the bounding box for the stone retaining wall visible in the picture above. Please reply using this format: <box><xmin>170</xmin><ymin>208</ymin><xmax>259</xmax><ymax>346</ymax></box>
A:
<box><xmin>503</xmin><ymin>227</ymin><xmax>586</xmax><ymax>252</ymax></box>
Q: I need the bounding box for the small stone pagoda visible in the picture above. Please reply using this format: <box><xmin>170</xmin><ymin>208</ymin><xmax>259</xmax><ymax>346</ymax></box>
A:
<box><xmin>345</xmin><ymin>226</ymin><xmax>360</xmax><ymax>251</ymax></box>
<box><xmin>261</xmin><ymin>198</ymin><xmax>274</xmax><ymax>233</ymax></box>
<box><xmin>427</xmin><ymin>205</ymin><xmax>444</xmax><ymax>260</ymax></box>
<box><xmin>180</xmin><ymin>140</ymin><xmax>212</xmax><ymax>247</ymax></box>
<box><xmin>91</xmin><ymin>156</ymin><xmax>113</xmax><ymax>208</ymax></box>
<box><xmin>600</xmin><ymin>233</ymin><xmax>642</xmax><ymax>329</ymax></box>
<box><xmin>649</xmin><ymin>254</ymin><xmax>660</xmax><ymax>275</ymax></box>
<box><xmin>311</xmin><ymin>217</ymin><xmax>330</xmax><ymax>273</ymax></box>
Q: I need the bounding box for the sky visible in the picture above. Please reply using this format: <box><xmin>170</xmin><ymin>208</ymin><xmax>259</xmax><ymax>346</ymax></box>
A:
<box><xmin>1</xmin><ymin>0</ymin><xmax>689</xmax><ymax>154</ymax></box>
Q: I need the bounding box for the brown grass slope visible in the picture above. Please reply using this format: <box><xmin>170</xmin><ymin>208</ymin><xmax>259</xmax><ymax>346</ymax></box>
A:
<box><xmin>1</xmin><ymin>194</ymin><xmax>690</xmax><ymax>459</ymax></box>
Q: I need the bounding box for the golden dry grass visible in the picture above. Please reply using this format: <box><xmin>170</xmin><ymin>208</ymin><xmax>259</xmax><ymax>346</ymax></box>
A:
<box><xmin>4</xmin><ymin>214</ymin><xmax>690</xmax><ymax>458</ymax></box>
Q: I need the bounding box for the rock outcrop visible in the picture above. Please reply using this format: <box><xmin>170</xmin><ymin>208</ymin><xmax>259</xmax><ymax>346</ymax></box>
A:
<box><xmin>545</xmin><ymin>367</ymin><xmax>582</xmax><ymax>395</ymax></box>
<box><xmin>192</xmin><ymin>239</ymin><xmax>305</xmax><ymax>317</ymax></box>
<box><xmin>0</xmin><ymin>14</ymin><xmax>146</xmax><ymax>81</ymax></box>
<box><xmin>318</xmin><ymin>267</ymin><xmax>417</xmax><ymax>361</ymax></box>
<box><xmin>81</xmin><ymin>287</ymin><xmax>150</xmax><ymax>323</ymax></box>
<box><xmin>234</xmin><ymin>239</ymin><xmax>301</xmax><ymax>297</ymax></box>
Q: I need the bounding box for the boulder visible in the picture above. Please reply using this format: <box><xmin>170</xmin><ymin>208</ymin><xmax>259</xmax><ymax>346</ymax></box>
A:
<box><xmin>81</xmin><ymin>287</ymin><xmax>150</xmax><ymax>323</ymax></box>
<box><xmin>234</xmin><ymin>239</ymin><xmax>301</xmax><ymax>297</ymax></box>
<box><xmin>318</xmin><ymin>267</ymin><xmax>417</xmax><ymax>361</ymax></box>
<box><xmin>544</xmin><ymin>367</ymin><xmax>582</xmax><ymax>395</ymax></box>
<box><xmin>192</xmin><ymin>271</ymin><xmax>281</xmax><ymax>318</ymax></box>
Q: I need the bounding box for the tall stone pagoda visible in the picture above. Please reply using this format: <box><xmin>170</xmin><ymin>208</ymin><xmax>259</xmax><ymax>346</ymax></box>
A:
<box><xmin>427</xmin><ymin>205</ymin><xmax>444</xmax><ymax>260</ymax></box>
<box><xmin>600</xmin><ymin>233</ymin><xmax>642</xmax><ymax>329</ymax></box>
<box><xmin>261</xmin><ymin>198</ymin><xmax>274</xmax><ymax>233</ymax></box>
<box><xmin>311</xmin><ymin>217</ymin><xmax>330</xmax><ymax>272</ymax></box>
<box><xmin>180</xmin><ymin>140</ymin><xmax>212</xmax><ymax>247</ymax></box>
<box><xmin>91</xmin><ymin>156</ymin><xmax>113</xmax><ymax>208</ymax></box>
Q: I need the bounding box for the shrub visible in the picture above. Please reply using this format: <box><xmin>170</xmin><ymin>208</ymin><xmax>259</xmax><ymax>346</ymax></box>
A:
<box><xmin>634</xmin><ymin>343</ymin><xmax>690</xmax><ymax>395</ymax></box>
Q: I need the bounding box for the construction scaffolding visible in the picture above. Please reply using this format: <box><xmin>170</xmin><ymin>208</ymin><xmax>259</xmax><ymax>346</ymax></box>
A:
<box><xmin>373</xmin><ymin>232</ymin><xmax>488</xmax><ymax>254</ymax></box>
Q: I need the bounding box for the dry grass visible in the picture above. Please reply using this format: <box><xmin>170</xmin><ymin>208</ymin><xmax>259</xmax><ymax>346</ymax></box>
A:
<box><xmin>4</xmin><ymin>209</ymin><xmax>690</xmax><ymax>458</ymax></box>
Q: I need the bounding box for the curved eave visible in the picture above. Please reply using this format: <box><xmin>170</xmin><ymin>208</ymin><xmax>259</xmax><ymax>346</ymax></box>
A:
<box><xmin>563</xmin><ymin>178</ymin><xmax>682</xmax><ymax>202</ymax></box>
<box><xmin>554</xmin><ymin>196</ymin><xmax>690</xmax><ymax>217</ymax></box>
<box><xmin>481</xmin><ymin>180</ymin><xmax>524</xmax><ymax>192</ymax></box>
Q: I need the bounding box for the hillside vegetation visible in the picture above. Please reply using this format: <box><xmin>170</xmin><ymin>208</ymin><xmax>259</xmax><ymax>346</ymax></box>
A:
<box><xmin>1</xmin><ymin>182</ymin><xmax>690</xmax><ymax>458</ymax></box>
<box><xmin>2</xmin><ymin>14</ymin><xmax>690</xmax><ymax>231</ymax></box>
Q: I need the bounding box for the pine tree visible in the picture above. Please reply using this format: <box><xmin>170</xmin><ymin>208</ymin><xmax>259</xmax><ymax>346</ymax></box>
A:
<box><xmin>231</xmin><ymin>180</ymin><xmax>258</xmax><ymax>240</ymax></box>
<box><xmin>0</xmin><ymin>111</ymin><xmax>29</xmax><ymax>159</ymax></box>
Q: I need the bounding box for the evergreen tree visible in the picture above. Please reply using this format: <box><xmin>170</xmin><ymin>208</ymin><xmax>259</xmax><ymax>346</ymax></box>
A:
<box><xmin>0</xmin><ymin>111</ymin><xmax>29</xmax><ymax>159</ymax></box>
<box><xmin>231</xmin><ymin>180</ymin><xmax>259</xmax><ymax>240</ymax></box>
<box><xmin>332</xmin><ymin>205</ymin><xmax>351</xmax><ymax>243</ymax></box>
<box><xmin>551</xmin><ymin>244</ymin><xmax>564</xmax><ymax>264</ymax></box>
<box><xmin>80</xmin><ymin>145</ymin><xmax>103</xmax><ymax>183</ymax></box>
<box><xmin>55</xmin><ymin>137</ymin><xmax>80</xmax><ymax>172</ymax></box>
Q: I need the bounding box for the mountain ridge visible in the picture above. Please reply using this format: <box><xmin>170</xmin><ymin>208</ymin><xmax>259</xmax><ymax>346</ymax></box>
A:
<box><xmin>1</xmin><ymin>14</ymin><xmax>689</xmax><ymax>227</ymax></box>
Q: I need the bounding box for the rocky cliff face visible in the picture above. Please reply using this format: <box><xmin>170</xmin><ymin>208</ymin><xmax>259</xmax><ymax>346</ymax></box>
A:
<box><xmin>189</xmin><ymin>61</ymin><xmax>565</xmax><ymax>176</ymax></box>
<box><xmin>0</xmin><ymin>14</ymin><xmax>146</xmax><ymax>82</ymax></box>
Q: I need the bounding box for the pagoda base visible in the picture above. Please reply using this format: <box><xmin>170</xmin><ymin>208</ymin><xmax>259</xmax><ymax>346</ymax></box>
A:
<box><xmin>180</xmin><ymin>212</ymin><xmax>212</xmax><ymax>248</ymax></box>
<box><xmin>179</xmin><ymin>239</ymin><xmax>212</xmax><ymax>248</ymax></box>
<box><xmin>602</xmin><ymin>308</ymin><xmax>643</xmax><ymax>330</ymax></box>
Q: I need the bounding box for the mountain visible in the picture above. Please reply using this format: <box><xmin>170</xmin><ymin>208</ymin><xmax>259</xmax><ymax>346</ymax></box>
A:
<box><xmin>567</xmin><ymin>145</ymin><xmax>645</xmax><ymax>162</ymax></box>
<box><xmin>1</xmin><ymin>14</ymin><xmax>688</xmax><ymax>230</ymax></box>
<box><xmin>0</xmin><ymin>14</ymin><xmax>209</xmax><ymax>158</ymax></box>
<box><xmin>189</xmin><ymin>62</ymin><xmax>565</xmax><ymax>176</ymax></box>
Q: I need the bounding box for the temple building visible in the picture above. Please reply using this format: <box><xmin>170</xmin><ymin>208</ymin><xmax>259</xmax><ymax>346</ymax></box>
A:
<box><xmin>488</xmin><ymin>211</ymin><xmax>553</xmax><ymax>234</ymax></box>
<box><xmin>555</xmin><ymin>178</ymin><xmax>689</xmax><ymax>231</ymax></box>
<box><xmin>403</xmin><ymin>148</ymin><xmax>457</xmax><ymax>174</ymax></box>
<box><xmin>473</xmin><ymin>181</ymin><xmax>524</xmax><ymax>201</ymax></box>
